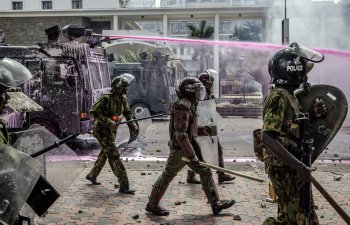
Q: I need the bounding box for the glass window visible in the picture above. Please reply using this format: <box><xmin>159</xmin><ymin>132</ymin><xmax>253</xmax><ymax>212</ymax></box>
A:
<box><xmin>42</xmin><ymin>1</ymin><xmax>52</xmax><ymax>9</ymax></box>
<box><xmin>12</xmin><ymin>1</ymin><xmax>23</xmax><ymax>10</ymax></box>
<box><xmin>72</xmin><ymin>0</ymin><xmax>82</xmax><ymax>9</ymax></box>
<box><xmin>89</xmin><ymin>62</ymin><xmax>102</xmax><ymax>89</ymax></box>
<box><xmin>99</xmin><ymin>62</ymin><xmax>110</xmax><ymax>88</ymax></box>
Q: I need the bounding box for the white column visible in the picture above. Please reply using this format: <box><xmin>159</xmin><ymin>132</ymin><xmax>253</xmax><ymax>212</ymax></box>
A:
<box><xmin>113</xmin><ymin>15</ymin><xmax>119</xmax><ymax>30</ymax></box>
<box><xmin>261</xmin><ymin>16</ymin><xmax>267</xmax><ymax>43</ymax></box>
<box><xmin>214</xmin><ymin>13</ymin><xmax>220</xmax><ymax>98</ymax></box>
<box><xmin>163</xmin><ymin>14</ymin><xmax>168</xmax><ymax>36</ymax></box>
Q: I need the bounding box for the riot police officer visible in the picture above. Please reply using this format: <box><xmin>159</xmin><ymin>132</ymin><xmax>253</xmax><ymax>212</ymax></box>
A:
<box><xmin>187</xmin><ymin>70</ymin><xmax>235</xmax><ymax>184</ymax></box>
<box><xmin>145</xmin><ymin>77</ymin><xmax>235</xmax><ymax>216</ymax></box>
<box><xmin>0</xmin><ymin>57</ymin><xmax>33</xmax><ymax>143</ymax></box>
<box><xmin>85</xmin><ymin>73</ymin><xmax>138</xmax><ymax>195</ymax></box>
<box><xmin>261</xmin><ymin>43</ymin><xmax>325</xmax><ymax>225</ymax></box>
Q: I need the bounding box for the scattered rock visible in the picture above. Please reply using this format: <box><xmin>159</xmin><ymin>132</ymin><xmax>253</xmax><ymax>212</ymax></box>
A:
<box><xmin>334</xmin><ymin>175</ymin><xmax>342</xmax><ymax>181</ymax></box>
<box><xmin>175</xmin><ymin>201</ymin><xmax>182</xmax><ymax>205</ymax></box>
<box><xmin>78</xmin><ymin>210</ymin><xmax>83</xmax><ymax>214</ymax></box>
<box><xmin>125</xmin><ymin>158</ymin><xmax>128</xmax><ymax>162</ymax></box>
<box><xmin>320</xmin><ymin>215</ymin><xmax>324</xmax><ymax>218</ymax></box>
<box><xmin>260</xmin><ymin>203</ymin><xmax>267</xmax><ymax>208</ymax></box>
<box><xmin>132</xmin><ymin>214</ymin><xmax>139</xmax><ymax>219</ymax></box>
<box><xmin>132</xmin><ymin>159</ymin><xmax>135</xmax><ymax>161</ymax></box>
<box><xmin>148</xmin><ymin>173</ymin><xmax>152</xmax><ymax>175</ymax></box>
<box><xmin>182</xmin><ymin>201</ymin><xmax>187</xmax><ymax>204</ymax></box>
<box><xmin>114</xmin><ymin>184</ymin><xmax>119</xmax><ymax>189</ymax></box>
<box><xmin>233</xmin><ymin>160</ymin><xmax>236</xmax><ymax>162</ymax></box>
<box><xmin>150</xmin><ymin>153</ymin><xmax>153</xmax><ymax>155</ymax></box>
<box><xmin>157</xmin><ymin>160</ymin><xmax>160</xmax><ymax>163</ymax></box>
<box><xmin>315</xmin><ymin>205</ymin><xmax>318</xmax><ymax>210</ymax></box>
<box><xmin>141</xmin><ymin>172</ymin><xmax>146</xmax><ymax>175</ymax></box>
<box><xmin>233</xmin><ymin>215</ymin><xmax>242</xmax><ymax>221</ymax></box>
<box><xmin>156</xmin><ymin>150</ymin><xmax>161</xmax><ymax>152</ymax></box>
<box><xmin>147</xmin><ymin>165</ymin><xmax>150</xmax><ymax>167</ymax></box>
<box><xmin>334</xmin><ymin>153</ymin><xmax>339</xmax><ymax>157</ymax></box>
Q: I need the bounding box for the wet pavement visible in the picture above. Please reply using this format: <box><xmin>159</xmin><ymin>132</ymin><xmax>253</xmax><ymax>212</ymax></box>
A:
<box><xmin>34</xmin><ymin>117</ymin><xmax>350</xmax><ymax>225</ymax></box>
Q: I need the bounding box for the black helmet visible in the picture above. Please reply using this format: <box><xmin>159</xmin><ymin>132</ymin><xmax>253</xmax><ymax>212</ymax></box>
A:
<box><xmin>111</xmin><ymin>73</ymin><xmax>134</xmax><ymax>94</ymax></box>
<box><xmin>268</xmin><ymin>42</ymin><xmax>324</xmax><ymax>85</ymax></box>
<box><xmin>0</xmin><ymin>57</ymin><xmax>32</xmax><ymax>90</ymax></box>
<box><xmin>198</xmin><ymin>70</ymin><xmax>215</xmax><ymax>85</ymax></box>
<box><xmin>178</xmin><ymin>77</ymin><xmax>206</xmax><ymax>101</ymax></box>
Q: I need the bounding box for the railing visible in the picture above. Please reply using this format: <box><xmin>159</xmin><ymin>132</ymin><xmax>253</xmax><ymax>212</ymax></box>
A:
<box><xmin>122</xmin><ymin>0</ymin><xmax>274</xmax><ymax>8</ymax></box>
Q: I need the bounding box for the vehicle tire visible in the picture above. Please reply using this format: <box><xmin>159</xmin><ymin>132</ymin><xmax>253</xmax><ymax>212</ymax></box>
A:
<box><xmin>30</xmin><ymin>118</ymin><xmax>61</xmax><ymax>138</ymax></box>
<box><xmin>131</xmin><ymin>103</ymin><xmax>150</xmax><ymax>117</ymax></box>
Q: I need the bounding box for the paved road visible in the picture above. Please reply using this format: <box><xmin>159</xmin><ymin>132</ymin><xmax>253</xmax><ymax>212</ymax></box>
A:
<box><xmin>69</xmin><ymin>117</ymin><xmax>350</xmax><ymax>161</ymax></box>
<box><xmin>35</xmin><ymin>117</ymin><xmax>350</xmax><ymax>225</ymax></box>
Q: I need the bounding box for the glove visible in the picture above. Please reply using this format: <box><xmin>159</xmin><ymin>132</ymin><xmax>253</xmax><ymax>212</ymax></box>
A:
<box><xmin>190</xmin><ymin>157</ymin><xmax>200</xmax><ymax>166</ymax></box>
<box><xmin>312</xmin><ymin>97</ymin><xmax>328</xmax><ymax>119</ymax></box>
<box><xmin>107</xmin><ymin>119</ymin><xmax>118</xmax><ymax>131</ymax></box>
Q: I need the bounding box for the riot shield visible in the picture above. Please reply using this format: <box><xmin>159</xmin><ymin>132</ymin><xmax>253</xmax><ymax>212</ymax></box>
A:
<box><xmin>197</xmin><ymin>99</ymin><xmax>219</xmax><ymax>166</ymax></box>
<box><xmin>115</xmin><ymin>107</ymin><xmax>152</xmax><ymax>147</ymax></box>
<box><xmin>0</xmin><ymin>143</ymin><xmax>41</xmax><ymax>225</ymax></box>
<box><xmin>295</xmin><ymin>84</ymin><xmax>348</xmax><ymax>163</ymax></box>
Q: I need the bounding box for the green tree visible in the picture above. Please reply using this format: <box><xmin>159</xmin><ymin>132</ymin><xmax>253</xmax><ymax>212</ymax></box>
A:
<box><xmin>186</xmin><ymin>21</ymin><xmax>214</xmax><ymax>72</ymax></box>
<box><xmin>232</xmin><ymin>21</ymin><xmax>261</xmax><ymax>42</ymax></box>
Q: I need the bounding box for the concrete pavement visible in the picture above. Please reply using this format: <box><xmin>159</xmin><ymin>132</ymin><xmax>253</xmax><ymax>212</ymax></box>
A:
<box><xmin>35</xmin><ymin>160</ymin><xmax>350</xmax><ymax>225</ymax></box>
<box><xmin>33</xmin><ymin>117</ymin><xmax>350</xmax><ymax>225</ymax></box>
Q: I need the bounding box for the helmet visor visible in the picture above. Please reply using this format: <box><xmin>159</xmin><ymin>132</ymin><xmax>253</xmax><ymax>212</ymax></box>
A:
<box><xmin>290</xmin><ymin>43</ymin><xmax>324</xmax><ymax>63</ymax></box>
<box><xmin>0</xmin><ymin>58</ymin><xmax>33</xmax><ymax>87</ymax></box>
<box><xmin>120</xmin><ymin>73</ymin><xmax>135</xmax><ymax>84</ymax></box>
<box><xmin>195</xmin><ymin>84</ymin><xmax>206</xmax><ymax>101</ymax></box>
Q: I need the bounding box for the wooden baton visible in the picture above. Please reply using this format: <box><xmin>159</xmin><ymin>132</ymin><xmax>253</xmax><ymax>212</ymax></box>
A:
<box><xmin>182</xmin><ymin>157</ymin><xmax>264</xmax><ymax>183</ymax></box>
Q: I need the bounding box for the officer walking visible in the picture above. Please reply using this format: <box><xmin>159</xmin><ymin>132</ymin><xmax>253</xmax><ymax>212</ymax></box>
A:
<box><xmin>145</xmin><ymin>77</ymin><xmax>235</xmax><ymax>216</ymax></box>
<box><xmin>187</xmin><ymin>70</ymin><xmax>235</xmax><ymax>184</ymax></box>
<box><xmin>85</xmin><ymin>73</ymin><xmax>138</xmax><ymax>195</ymax></box>
<box><xmin>261</xmin><ymin>43</ymin><xmax>325</xmax><ymax>224</ymax></box>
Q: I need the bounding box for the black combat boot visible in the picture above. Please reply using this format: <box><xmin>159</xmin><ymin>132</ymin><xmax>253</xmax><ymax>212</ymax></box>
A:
<box><xmin>202</xmin><ymin>174</ymin><xmax>235</xmax><ymax>215</ymax></box>
<box><xmin>218</xmin><ymin>172</ymin><xmax>236</xmax><ymax>183</ymax></box>
<box><xmin>119</xmin><ymin>186</ymin><xmax>136</xmax><ymax>195</ymax></box>
<box><xmin>145</xmin><ymin>176</ymin><xmax>174</xmax><ymax>216</ymax></box>
<box><xmin>211</xmin><ymin>200</ymin><xmax>236</xmax><ymax>215</ymax></box>
<box><xmin>186</xmin><ymin>170</ymin><xmax>201</xmax><ymax>184</ymax></box>
<box><xmin>217</xmin><ymin>142</ymin><xmax>235</xmax><ymax>183</ymax></box>
<box><xmin>85</xmin><ymin>174</ymin><xmax>101</xmax><ymax>185</ymax></box>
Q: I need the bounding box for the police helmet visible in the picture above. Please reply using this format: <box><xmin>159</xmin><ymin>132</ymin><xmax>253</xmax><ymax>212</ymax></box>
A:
<box><xmin>198</xmin><ymin>70</ymin><xmax>215</xmax><ymax>84</ymax></box>
<box><xmin>0</xmin><ymin>57</ymin><xmax>33</xmax><ymax>90</ymax></box>
<box><xmin>268</xmin><ymin>43</ymin><xmax>324</xmax><ymax>85</ymax></box>
<box><xmin>111</xmin><ymin>73</ymin><xmax>135</xmax><ymax>94</ymax></box>
<box><xmin>178</xmin><ymin>77</ymin><xmax>206</xmax><ymax>101</ymax></box>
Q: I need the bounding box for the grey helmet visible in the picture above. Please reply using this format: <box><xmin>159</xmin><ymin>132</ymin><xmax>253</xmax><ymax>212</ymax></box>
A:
<box><xmin>0</xmin><ymin>57</ymin><xmax>33</xmax><ymax>89</ymax></box>
<box><xmin>111</xmin><ymin>73</ymin><xmax>135</xmax><ymax>94</ymax></box>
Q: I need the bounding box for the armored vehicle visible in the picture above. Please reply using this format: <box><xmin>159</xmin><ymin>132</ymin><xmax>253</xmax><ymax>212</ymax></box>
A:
<box><xmin>109</xmin><ymin>50</ymin><xmax>187</xmax><ymax>115</ymax></box>
<box><xmin>0</xmin><ymin>24</ymin><xmax>111</xmax><ymax>137</ymax></box>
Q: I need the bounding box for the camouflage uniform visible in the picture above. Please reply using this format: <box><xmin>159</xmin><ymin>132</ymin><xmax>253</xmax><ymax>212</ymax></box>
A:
<box><xmin>86</xmin><ymin>93</ymin><xmax>133</xmax><ymax>188</ymax></box>
<box><xmin>0</xmin><ymin>118</ymin><xmax>9</xmax><ymax>144</ymax></box>
<box><xmin>151</xmin><ymin>98</ymin><xmax>218</xmax><ymax>197</ymax></box>
<box><xmin>262</xmin><ymin>87</ymin><xmax>319</xmax><ymax>225</ymax></box>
